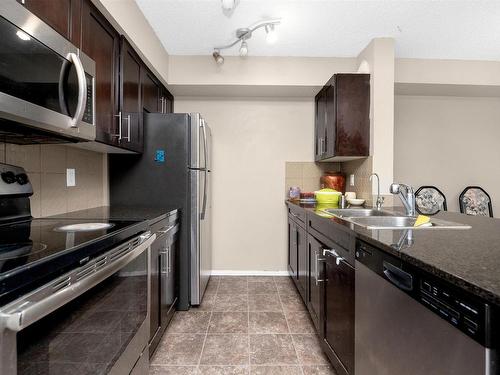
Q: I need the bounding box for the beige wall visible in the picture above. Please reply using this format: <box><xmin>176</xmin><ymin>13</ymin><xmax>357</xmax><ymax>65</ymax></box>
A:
<box><xmin>175</xmin><ymin>97</ymin><xmax>315</xmax><ymax>272</ymax></box>
<box><xmin>0</xmin><ymin>144</ymin><xmax>107</xmax><ymax>217</ymax></box>
<box><xmin>394</xmin><ymin>95</ymin><xmax>500</xmax><ymax>216</ymax></box>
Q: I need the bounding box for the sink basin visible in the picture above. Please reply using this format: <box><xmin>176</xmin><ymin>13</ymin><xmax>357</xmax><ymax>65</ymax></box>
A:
<box><xmin>348</xmin><ymin>216</ymin><xmax>471</xmax><ymax>230</ymax></box>
<box><xmin>323</xmin><ymin>208</ymin><xmax>395</xmax><ymax>218</ymax></box>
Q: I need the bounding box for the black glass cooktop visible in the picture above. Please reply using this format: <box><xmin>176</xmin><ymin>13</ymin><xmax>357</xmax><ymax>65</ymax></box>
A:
<box><xmin>0</xmin><ymin>218</ymin><xmax>148</xmax><ymax>305</ymax></box>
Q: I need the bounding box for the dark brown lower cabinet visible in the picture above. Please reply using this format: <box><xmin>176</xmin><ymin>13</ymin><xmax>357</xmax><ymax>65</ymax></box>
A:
<box><xmin>307</xmin><ymin>234</ymin><xmax>324</xmax><ymax>330</ymax></box>
<box><xmin>288</xmin><ymin>214</ymin><xmax>307</xmax><ymax>301</ymax></box>
<box><xmin>321</xmin><ymin>245</ymin><xmax>355</xmax><ymax>375</ymax></box>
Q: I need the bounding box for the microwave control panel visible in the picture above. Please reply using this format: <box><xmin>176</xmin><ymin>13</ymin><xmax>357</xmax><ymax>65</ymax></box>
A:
<box><xmin>82</xmin><ymin>73</ymin><xmax>94</xmax><ymax>124</ymax></box>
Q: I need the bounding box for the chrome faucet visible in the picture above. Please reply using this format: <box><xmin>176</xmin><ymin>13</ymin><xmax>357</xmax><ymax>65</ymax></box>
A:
<box><xmin>390</xmin><ymin>183</ymin><xmax>416</xmax><ymax>216</ymax></box>
<box><xmin>369</xmin><ymin>173</ymin><xmax>384</xmax><ymax>210</ymax></box>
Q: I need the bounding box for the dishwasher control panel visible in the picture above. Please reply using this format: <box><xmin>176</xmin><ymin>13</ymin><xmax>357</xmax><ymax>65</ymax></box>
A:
<box><xmin>419</xmin><ymin>277</ymin><xmax>487</xmax><ymax>344</ymax></box>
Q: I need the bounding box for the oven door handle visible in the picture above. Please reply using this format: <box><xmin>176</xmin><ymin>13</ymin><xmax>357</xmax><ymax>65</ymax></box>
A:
<box><xmin>0</xmin><ymin>233</ymin><xmax>155</xmax><ymax>332</ymax></box>
<box><xmin>67</xmin><ymin>52</ymin><xmax>87</xmax><ymax>128</ymax></box>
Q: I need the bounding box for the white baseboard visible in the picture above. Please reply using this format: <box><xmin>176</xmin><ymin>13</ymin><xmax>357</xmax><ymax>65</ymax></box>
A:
<box><xmin>211</xmin><ymin>270</ymin><xmax>290</xmax><ymax>276</ymax></box>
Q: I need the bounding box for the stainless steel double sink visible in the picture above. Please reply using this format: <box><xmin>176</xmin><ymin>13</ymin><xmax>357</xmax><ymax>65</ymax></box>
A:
<box><xmin>322</xmin><ymin>208</ymin><xmax>471</xmax><ymax>230</ymax></box>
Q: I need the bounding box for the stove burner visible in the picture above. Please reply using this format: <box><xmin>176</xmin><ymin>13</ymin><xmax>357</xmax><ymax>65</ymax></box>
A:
<box><xmin>54</xmin><ymin>223</ymin><xmax>115</xmax><ymax>232</ymax></box>
<box><xmin>0</xmin><ymin>242</ymin><xmax>48</xmax><ymax>260</ymax></box>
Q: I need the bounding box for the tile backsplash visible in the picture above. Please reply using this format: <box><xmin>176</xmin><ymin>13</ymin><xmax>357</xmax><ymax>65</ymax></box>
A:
<box><xmin>1</xmin><ymin>143</ymin><xmax>108</xmax><ymax>217</ymax></box>
<box><xmin>285</xmin><ymin>162</ymin><xmax>341</xmax><ymax>196</ymax></box>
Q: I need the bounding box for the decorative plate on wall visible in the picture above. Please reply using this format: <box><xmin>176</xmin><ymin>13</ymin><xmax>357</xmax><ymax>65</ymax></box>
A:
<box><xmin>459</xmin><ymin>186</ymin><xmax>493</xmax><ymax>217</ymax></box>
<box><xmin>415</xmin><ymin>186</ymin><xmax>447</xmax><ymax>215</ymax></box>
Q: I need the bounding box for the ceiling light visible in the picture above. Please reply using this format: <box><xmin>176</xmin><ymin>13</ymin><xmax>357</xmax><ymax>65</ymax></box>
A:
<box><xmin>221</xmin><ymin>0</ymin><xmax>236</xmax><ymax>11</ymax></box>
<box><xmin>16</xmin><ymin>30</ymin><xmax>31</xmax><ymax>41</ymax></box>
<box><xmin>212</xmin><ymin>19</ymin><xmax>280</xmax><ymax>62</ymax></box>
<box><xmin>265</xmin><ymin>24</ymin><xmax>277</xmax><ymax>44</ymax></box>
<box><xmin>239</xmin><ymin>41</ymin><xmax>248</xmax><ymax>57</ymax></box>
<box><xmin>212</xmin><ymin>51</ymin><xmax>224</xmax><ymax>65</ymax></box>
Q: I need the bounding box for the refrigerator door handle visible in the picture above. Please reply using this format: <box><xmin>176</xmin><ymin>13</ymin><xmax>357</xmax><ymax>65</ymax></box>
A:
<box><xmin>200</xmin><ymin>120</ymin><xmax>208</xmax><ymax>220</ymax></box>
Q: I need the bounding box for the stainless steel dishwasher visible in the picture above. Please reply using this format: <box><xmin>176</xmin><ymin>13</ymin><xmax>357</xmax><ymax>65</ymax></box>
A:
<box><xmin>355</xmin><ymin>240</ymin><xmax>498</xmax><ymax>375</ymax></box>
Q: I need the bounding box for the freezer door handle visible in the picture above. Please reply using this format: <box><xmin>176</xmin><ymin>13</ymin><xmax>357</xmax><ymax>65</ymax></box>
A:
<box><xmin>201</xmin><ymin>119</ymin><xmax>208</xmax><ymax>220</ymax></box>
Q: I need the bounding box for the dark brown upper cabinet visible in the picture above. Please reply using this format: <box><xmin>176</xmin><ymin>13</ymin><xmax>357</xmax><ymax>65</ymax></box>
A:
<box><xmin>81</xmin><ymin>0</ymin><xmax>120</xmax><ymax>147</ymax></box>
<box><xmin>18</xmin><ymin>0</ymin><xmax>81</xmax><ymax>47</ymax></box>
<box><xmin>119</xmin><ymin>37</ymin><xmax>143</xmax><ymax>153</ymax></box>
<box><xmin>315</xmin><ymin>73</ymin><xmax>370</xmax><ymax>162</ymax></box>
<box><xmin>142</xmin><ymin>69</ymin><xmax>174</xmax><ymax>114</ymax></box>
<box><xmin>142</xmin><ymin>69</ymin><xmax>162</xmax><ymax>113</ymax></box>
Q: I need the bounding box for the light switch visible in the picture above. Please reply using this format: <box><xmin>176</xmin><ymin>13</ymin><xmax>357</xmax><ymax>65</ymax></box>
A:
<box><xmin>66</xmin><ymin>168</ymin><xmax>76</xmax><ymax>187</ymax></box>
<box><xmin>350</xmin><ymin>174</ymin><xmax>355</xmax><ymax>186</ymax></box>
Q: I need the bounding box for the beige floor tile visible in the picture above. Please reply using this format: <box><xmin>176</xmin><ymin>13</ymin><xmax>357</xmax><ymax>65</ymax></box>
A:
<box><xmin>149</xmin><ymin>365</ymin><xmax>199</xmax><ymax>375</ymax></box>
<box><xmin>198</xmin><ymin>365</ymin><xmax>249</xmax><ymax>375</ymax></box>
<box><xmin>218</xmin><ymin>281</ymin><xmax>248</xmax><ymax>295</ymax></box>
<box><xmin>213</xmin><ymin>295</ymin><xmax>248</xmax><ymax>312</ymax></box>
<box><xmin>291</xmin><ymin>335</ymin><xmax>329</xmax><ymax>365</ymax></box>
<box><xmin>209</xmin><ymin>312</ymin><xmax>249</xmax><ymax>333</ymax></box>
<box><xmin>285</xmin><ymin>311</ymin><xmax>316</xmax><ymax>334</ymax></box>
<box><xmin>301</xmin><ymin>365</ymin><xmax>338</xmax><ymax>375</ymax></box>
<box><xmin>250</xmin><ymin>365</ymin><xmax>302</xmax><ymax>375</ymax></box>
<box><xmin>248</xmin><ymin>294</ymin><xmax>282</xmax><ymax>312</ymax></box>
<box><xmin>248</xmin><ymin>282</ymin><xmax>277</xmax><ymax>295</ymax></box>
<box><xmin>151</xmin><ymin>334</ymin><xmax>205</xmax><ymax>365</ymax></box>
<box><xmin>249</xmin><ymin>334</ymin><xmax>298</xmax><ymax>365</ymax></box>
<box><xmin>167</xmin><ymin>311</ymin><xmax>211</xmax><ymax>334</ymax></box>
<box><xmin>192</xmin><ymin>294</ymin><xmax>216</xmax><ymax>312</ymax></box>
<box><xmin>279</xmin><ymin>294</ymin><xmax>307</xmax><ymax>312</ymax></box>
<box><xmin>247</xmin><ymin>276</ymin><xmax>275</xmax><ymax>283</ymax></box>
<box><xmin>200</xmin><ymin>334</ymin><xmax>249</xmax><ymax>366</ymax></box>
<box><xmin>249</xmin><ymin>312</ymin><xmax>288</xmax><ymax>334</ymax></box>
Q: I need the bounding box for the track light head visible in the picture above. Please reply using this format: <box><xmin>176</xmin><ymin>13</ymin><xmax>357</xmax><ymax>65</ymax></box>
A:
<box><xmin>239</xmin><ymin>41</ymin><xmax>248</xmax><ymax>57</ymax></box>
<box><xmin>212</xmin><ymin>51</ymin><xmax>224</xmax><ymax>65</ymax></box>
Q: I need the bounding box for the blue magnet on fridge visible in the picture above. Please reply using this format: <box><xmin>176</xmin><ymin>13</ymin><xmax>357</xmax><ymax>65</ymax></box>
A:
<box><xmin>155</xmin><ymin>150</ymin><xmax>165</xmax><ymax>163</ymax></box>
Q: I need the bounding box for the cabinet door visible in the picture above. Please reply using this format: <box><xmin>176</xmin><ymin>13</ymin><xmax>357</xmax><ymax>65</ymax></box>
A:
<box><xmin>335</xmin><ymin>74</ymin><xmax>370</xmax><ymax>157</ymax></box>
<box><xmin>324</xmin><ymin>82</ymin><xmax>336</xmax><ymax>159</ymax></box>
<box><xmin>81</xmin><ymin>0</ymin><xmax>120</xmax><ymax>146</ymax></box>
<box><xmin>162</xmin><ymin>87</ymin><xmax>174</xmax><ymax>114</ymax></box>
<box><xmin>314</xmin><ymin>88</ymin><xmax>326</xmax><ymax>161</ymax></box>
<box><xmin>288</xmin><ymin>219</ymin><xmax>298</xmax><ymax>279</ymax></box>
<box><xmin>307</xmin><ymin>235</ymin><xmax>324</xmax><ymax>330</ymax></box>
<box><xmin>142</xmin><ymin>69</ymin><xmax>162</xmax><ymax>113</ymax></box>
<box><xmin>149</xmin><ymin>238</ymin><xmax>161</xmax><ymax>342</ymax></box>
<box><xmin>19</xmin><ymin>0</ymin><xmax>81</xmax><ymax>46</ymax></box>
<box><xmin>119</xmin><ymin>37</ymin><xmax>143</xmax><ymax>153</ymax></box>
<box><xmin>322</xmin><ymin>251</ymin><xmax>354</xmax><ymax>375</ymax></box>
<box><xmin>160</xmin><ymin>237</ymin><xmax>177</xmax><ymax>330</ymax></box>
<box><xmin>297</xmin><ymin>224</ymin><xmax>307</xmax><ymax>301</ymax></box>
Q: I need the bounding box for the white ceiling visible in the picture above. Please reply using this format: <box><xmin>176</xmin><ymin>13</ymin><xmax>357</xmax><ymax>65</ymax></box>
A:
<box><xmin>135</xmin><ymin>0</ymin><xmax>500</xmax><ymax>60</ymax></box>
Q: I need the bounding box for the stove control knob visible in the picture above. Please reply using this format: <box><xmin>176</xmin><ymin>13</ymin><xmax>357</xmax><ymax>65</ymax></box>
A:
<box><xmin>16</xmin><ymin>173</ymin><xmax>29</xmax><ymax>185</ymax></box>
<box><xmin>1</xmin><ymin>171</ymin><xmax>16</xmax><ymax>184</ymax></box>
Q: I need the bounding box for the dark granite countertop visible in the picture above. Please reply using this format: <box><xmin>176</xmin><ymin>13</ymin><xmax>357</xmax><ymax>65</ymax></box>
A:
<box><xmin>46</xmin><ymin>205</ymin><xmax>179</xmax><ymax>225</ymax></box>
<box><xmin>287</xmin><ymin>200</ymin><xmax>500</xmax><ymax>307</ymax></box>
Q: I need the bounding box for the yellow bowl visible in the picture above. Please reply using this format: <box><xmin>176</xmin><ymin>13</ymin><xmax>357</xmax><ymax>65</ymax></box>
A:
<box><xmin>314</xmin><ymin>189</ymin><xmax>341</xmax><ymax>205</ymax></box>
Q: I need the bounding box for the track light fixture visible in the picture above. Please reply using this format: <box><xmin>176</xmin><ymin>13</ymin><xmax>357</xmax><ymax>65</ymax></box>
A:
<box><xmin>212</xmin><ymin>51</ymin><xmax>224</xmax><ymax>65</ymax></box>
<box><xmin>212</xmin><ymin>19</ymin><xmax>281</xmax><ymax>64</ymax></box>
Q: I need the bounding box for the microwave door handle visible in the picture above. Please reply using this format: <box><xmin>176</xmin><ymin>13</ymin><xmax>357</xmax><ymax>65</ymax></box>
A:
<box><xmin>67</xmin><ymin>52</ymin><xmax>87</xmax><ymax>128</ymax></box>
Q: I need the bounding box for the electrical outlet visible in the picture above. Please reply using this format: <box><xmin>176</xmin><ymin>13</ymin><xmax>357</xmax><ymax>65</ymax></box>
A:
<box><xmin>66</xmin><ymin>168</ymin><xmax>76</xmax><ymax>187</ymax></box>
<box><xmin>350</xmin><ymin>174</ymin><xmax>355</xmax><ymax>186</ymax></box>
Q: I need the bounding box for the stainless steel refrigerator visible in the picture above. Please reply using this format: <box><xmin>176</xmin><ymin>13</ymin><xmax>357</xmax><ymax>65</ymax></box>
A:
<box><xmin>109</xmin><ymin>113</ymin><xmax>212</xmax><ymax>309</ymax></box>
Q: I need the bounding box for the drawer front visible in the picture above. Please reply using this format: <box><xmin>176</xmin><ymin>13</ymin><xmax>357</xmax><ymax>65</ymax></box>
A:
<box><xmin>288</xmin><ymin>204</ymin><xmax>306</xmax><ymax>224</ymax></box>
<box><xmin>308</xmin><ymin>214</ymin><xmax>352</xmax><ymax>251</ymax></box>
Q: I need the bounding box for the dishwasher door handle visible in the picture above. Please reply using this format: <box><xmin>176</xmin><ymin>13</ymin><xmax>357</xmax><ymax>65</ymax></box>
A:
<box><xmin>383</xmin><ymin>261</ymin><xmax>413</xmax><ymax>292</ymax></box>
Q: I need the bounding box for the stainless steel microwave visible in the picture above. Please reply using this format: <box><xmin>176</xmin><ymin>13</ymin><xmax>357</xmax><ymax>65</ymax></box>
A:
<box><xmin>0</xmin><ymin>0</ymin><xmax>96</xmax><ymax>143</ymax></box>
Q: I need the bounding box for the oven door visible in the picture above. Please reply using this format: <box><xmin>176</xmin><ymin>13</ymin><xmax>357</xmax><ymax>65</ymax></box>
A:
<box><xmin>0</xmin><ymin>233</ymin><xmax>155</xmax><ymax>375</ymax></box>
<box><xmin>0</xmin><ymin>0</ymin><xmax>95</xmax><ymax>142</ymax></box>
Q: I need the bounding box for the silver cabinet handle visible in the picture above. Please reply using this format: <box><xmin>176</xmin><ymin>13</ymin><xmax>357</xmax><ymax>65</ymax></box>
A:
<box><xmin>67</xmin><ymin>53</ymin><xmax>87</xmax><ymax>128</ymax></box>
<box><xmin>123</xmin><ymin>114</ymin><xmax>131</xmax><ymax>142</ymax></box>
<box><xmin>112</xmin><ymin>111</ymin><xmax>122</xmax><ymax>141</ymax></box>
<box><xmin>159</xmin><ymin>246</ymin><xmax>170</xmax><ymax>276</ymax></box>
<box><xmin>314</xmin><ymin>250</ymin><xmax>326</xmax><ymax>286</ymax></box>
<box><xmin>323</xmin><ymin>248</ymin><xmax>344</xmax><ymax>266</ymax></box>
